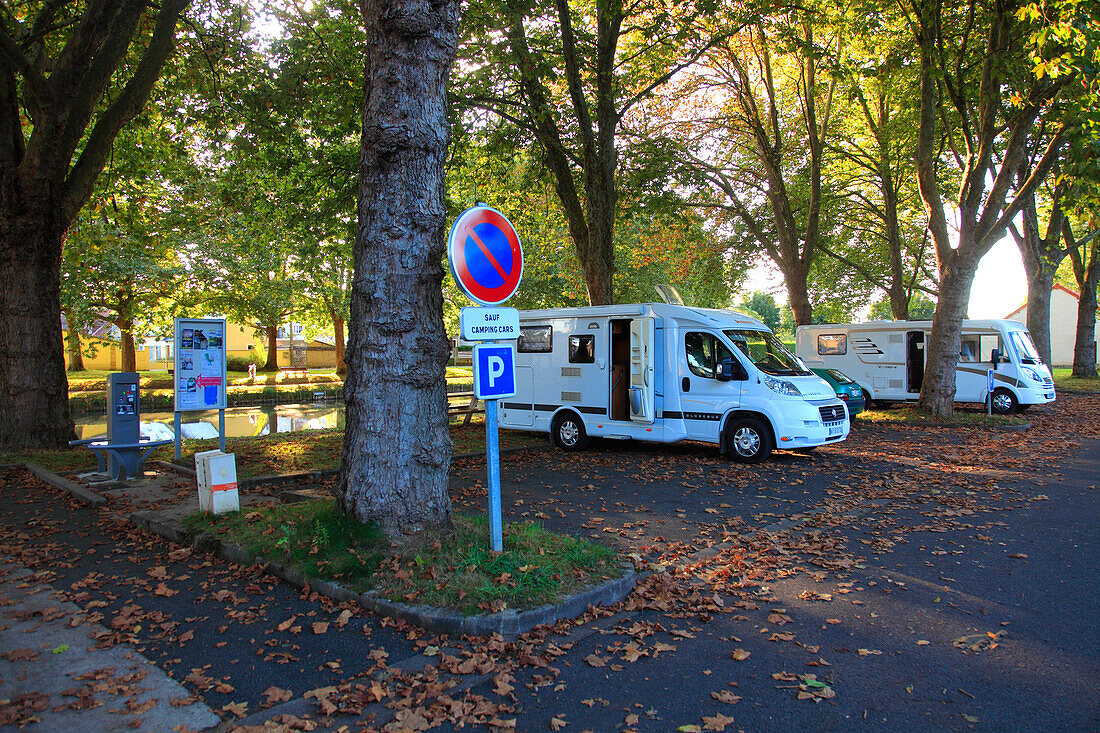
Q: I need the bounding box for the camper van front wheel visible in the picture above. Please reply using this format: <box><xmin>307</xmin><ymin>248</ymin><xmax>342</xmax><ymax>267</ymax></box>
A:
<box><xmin>725</xmin><ymin>417</ymin><xmax>772</xmax><ymax>463</ymax></box>
<box><xmin>552</xmin><ymin>412</ymin><xmax>589</xmax><ymax>451</ymax></box>
<box><xmin>991</xmin><ymin>388</ymin><xmax>1018</xmax><ymax>414</ymax></box>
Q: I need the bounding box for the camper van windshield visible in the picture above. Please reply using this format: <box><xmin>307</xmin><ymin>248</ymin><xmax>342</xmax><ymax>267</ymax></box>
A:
<box><xmin>1010</xmin><ymin>331</ymin><xmax>1042</xmax><ymax>364</ymax></box>
<box><xmin>724</xmin><ymin>330</ymin><xmax>811</xmax><ymax>376</ymax></box>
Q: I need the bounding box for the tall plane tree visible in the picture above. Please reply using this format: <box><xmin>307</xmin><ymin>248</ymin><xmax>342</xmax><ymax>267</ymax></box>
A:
<box><xmin>336</xmin><ymin>0</ymin><xmax>461</xmax><ymax>537</ymax></box>
<box><xmin>455</xmin><ymin>0</ymin><xmax>728</xmax><ymax>305</ymax></box>
<box><xmin>0</xmin><ymin>0</ymin><xmax>189</xmax><ymax>448</ymax></box>
<box><xmin>911</xmin><ymin>0</ymin><xmax>1067</xmax><ymax>415</ymax></box>
<box><xmin>675</xmin><ymin>8</ymin><xmax>839</xmax><ymax>325</ymax></box>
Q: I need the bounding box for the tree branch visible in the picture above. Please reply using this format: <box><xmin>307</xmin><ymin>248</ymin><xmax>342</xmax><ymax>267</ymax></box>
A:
<box><xmin>62</xmin><ymin>0</ymin><xmax>191</xmax><ymax>222</ymax></box>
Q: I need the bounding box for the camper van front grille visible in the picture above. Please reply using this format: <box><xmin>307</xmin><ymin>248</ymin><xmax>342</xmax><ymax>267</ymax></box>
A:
<box><xmin>819</xmin><ymin>405</ymin><xmax>845</xmax><ymax>423</ymax></box>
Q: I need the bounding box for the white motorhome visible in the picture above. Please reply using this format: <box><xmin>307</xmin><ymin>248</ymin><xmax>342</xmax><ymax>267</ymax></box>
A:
<box><xmin>795</xmin><ymin>320</ymin><xmax>1056</xmax><ymax>413</ymax></box>
<box><xmin>497</xmin><ymin>303</ymin><xmax>850</xmax><ymax>462</ymax></box>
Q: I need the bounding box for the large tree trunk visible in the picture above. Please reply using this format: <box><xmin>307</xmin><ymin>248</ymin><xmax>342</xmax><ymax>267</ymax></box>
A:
<box><xmin>1072</xmin><ymin>253</ymin><xmax>1099</xmax><ymax>378</ymax></box>
<box><xmin>0</xmin><ymin>210</ymin><xmax>74</xmax><ymax>448</ymax></box>
<box><xmin>917</xmin><ymin>257</ymin><xmax>978</xmax><ymax>415</ymax></box>
<box><xmin>336</xmin><ymin>0</ymin><xmax>459</xmax><ymax>538</ymax></box>
<box><xmin>115</xmin><ymin>314</ymin><xmax>137</xmax><ymax>372</ymax></box>
<box><xmin>1024</xmin><ymin>269</ymin><xmax>1055</xmax><ymax>366</ymax></box>
<box><xmin>332</xmin><ymin>312</ymin><xmax>346</xmax><ymax>376</ymax></box>
<box><xmin>63</xmin><ymin>307</ymin><xmax>86</xmax><ymax>372</ymax></box>
<box><xmin>784</xmin><ymin>261</ymin><xmax>814</xmax><ymax>326</ymax></box>
<box><xmin>262</xmin><ymin>324</ymin><xmax>279</xmax><ymax>372</ymax></box>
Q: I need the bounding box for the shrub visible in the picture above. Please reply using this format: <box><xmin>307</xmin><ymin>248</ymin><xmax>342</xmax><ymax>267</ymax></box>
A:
<box><xmin>227</xmin><ymin>353</ymin><xmax>263</xmax><ymax>372</ymax></box>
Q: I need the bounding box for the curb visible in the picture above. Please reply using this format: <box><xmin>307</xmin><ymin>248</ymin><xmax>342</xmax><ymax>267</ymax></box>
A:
<box><xmin>24</xmin><ymin>461</ymin><xmax>107</xmax><ymax>505</ymax></box>
<box><xmin>129</xmin><ymin>511</ymin><xmax>635</xmax><ymax>638</ymax></box>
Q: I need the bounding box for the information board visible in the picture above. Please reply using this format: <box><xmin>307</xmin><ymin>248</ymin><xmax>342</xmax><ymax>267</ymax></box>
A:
<box><xmin>174</xmin><ymin>318</ymin><xmax>227</xmax><ymax>412</ymax></box>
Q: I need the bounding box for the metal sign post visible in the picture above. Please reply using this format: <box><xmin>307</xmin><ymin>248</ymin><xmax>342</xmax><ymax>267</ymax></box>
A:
<box><xmin>447</xmin><ymin>204</ymin><xmax>524</xmax><ymax>553</ymax></box>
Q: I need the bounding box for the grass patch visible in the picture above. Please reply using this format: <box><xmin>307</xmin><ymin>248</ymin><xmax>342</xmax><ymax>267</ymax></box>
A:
<box><xmin>1052</xmin><ymin>367</ymin><xmax>1100</xmax><ymax>393</ymax></box>
<box><xmin>183</xmin><ymin>502</ymin><xmax>622</xmax><ymax>614</ymax></box>
<box><xmin>857</xmin><ymin>403</ymin><xmax>1030</xmax><ymax>427</ymax></box>
<box><xmin>183</xmin><ymin>500</ymin><xmax>386</xmax><ymax>586</ymax></box>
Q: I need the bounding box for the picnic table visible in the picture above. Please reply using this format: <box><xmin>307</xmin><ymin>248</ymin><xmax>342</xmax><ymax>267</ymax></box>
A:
<box><xmin>69</xmin><ymin>435</ymin><xmax>173</xmax><ymax>481</ymax></box>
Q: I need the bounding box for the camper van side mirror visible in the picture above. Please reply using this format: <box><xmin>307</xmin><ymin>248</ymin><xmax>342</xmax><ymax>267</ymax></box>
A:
<box><xmin>718</xmin><ymin>357</ymin><xmax>745</xmax><ymax>382</ymax></box>
<box><xmin>990</xmin><ymin>348</ymin><xmax>1001</xmax><ymax>369</ymax></box>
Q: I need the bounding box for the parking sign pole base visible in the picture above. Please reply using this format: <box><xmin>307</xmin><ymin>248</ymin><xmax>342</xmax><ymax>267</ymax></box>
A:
<box><xmin>485</xmin><ymin>399</ymin><xmax>503</xmax><ymax>553</ymax></box>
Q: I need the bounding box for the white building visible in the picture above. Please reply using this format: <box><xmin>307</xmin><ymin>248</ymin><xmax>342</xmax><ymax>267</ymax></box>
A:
<box><xmin>1004</xmin><ymin>284</ymin><xmax>1099</xmax><ymax>367</ymax></box>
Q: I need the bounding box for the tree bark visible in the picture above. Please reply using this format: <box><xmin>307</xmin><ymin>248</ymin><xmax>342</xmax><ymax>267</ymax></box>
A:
<box><xmin>332</xmin><ymin>312</ymin><xmax>346</xmax><ymax>376</ymax></box>
<box><xmin>1024</xmin><ymin>268</ymin><xmax>1055</xmax><ymax>365</ymax></box>
<box><xmin>262</xmin><ymin>324</ymin><xmax>279</xmax><ymax>372</ymax></box>
<box><xmin>1070</xmin><ymin>233</ymin><xmax>1100</xmax><ymax>378</ymax></box>
<box><xmin>63</xmin><ymin>307</ymin><xmax>86</xmax><ymax>372</ymax></box>
<box><xmin>336</xmin><ymin>0</ymin><xmax>459</xmax><ymax>537</ymax></box>
<box><xmin>917</xmin><ymin>256</ymin><xmax>978</xmax><ymax>414</ymax></box>
<box><xmin>0</xmin><ymin>208</ymin><xmax>74</xmax><ymax>448</ymax></box>
<box><xmin>114</xmin><ymin>313</ymin><xmax>137</xmax><ymax>372</ymax></box>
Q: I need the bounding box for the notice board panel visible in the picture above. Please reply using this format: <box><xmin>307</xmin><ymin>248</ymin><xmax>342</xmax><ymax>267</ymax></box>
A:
<box><xmin>174</xmin><ymin>318</ymin><xmax>227</xmax><ymax>412</ymax></box>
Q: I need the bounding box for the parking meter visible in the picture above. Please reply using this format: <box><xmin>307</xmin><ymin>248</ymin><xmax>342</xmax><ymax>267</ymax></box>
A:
<box><xmin>106</xmin><ymin>372</ymin><xmax>140</xmax><ymax>475</ymax></box>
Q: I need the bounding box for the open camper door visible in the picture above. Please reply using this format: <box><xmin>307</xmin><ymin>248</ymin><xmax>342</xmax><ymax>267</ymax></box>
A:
<box><xmin>629</xmin><ymin>318</ymin><xmax>655</xmax><ymax>423</ymax></box>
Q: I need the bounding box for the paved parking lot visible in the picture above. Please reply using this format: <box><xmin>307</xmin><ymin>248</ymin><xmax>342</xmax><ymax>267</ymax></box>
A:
<box><xmin>1</xmin><ymin>395</ymin><xmax>1098</xmax><ymax>731</ymax></box>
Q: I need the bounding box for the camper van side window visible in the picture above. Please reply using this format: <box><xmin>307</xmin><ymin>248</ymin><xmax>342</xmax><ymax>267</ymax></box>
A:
<box><xmin>685</xmin><ymin>332</ymin><xmax>733</xmax><ymax>379</ymax></box>
<box><xmin>568</xmin><ymin>334</ymin><xmax>594</xmax><ymax>363</ymax></box>
<box><xmin>517</xmin><ymin>326</ymin><xmax>553</xmax><ymax>353</ymax></box>
<box><xmin>817</xmin><ymin>334</ymin><xmax>847</xmax><ymax>355</ymax></box>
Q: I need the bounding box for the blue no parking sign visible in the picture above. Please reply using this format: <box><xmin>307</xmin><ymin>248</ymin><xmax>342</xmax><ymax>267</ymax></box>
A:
<box><xmin>474</xmin><ymin>344</ymin><xmax>516</xmax><ymax>400</ymax></box>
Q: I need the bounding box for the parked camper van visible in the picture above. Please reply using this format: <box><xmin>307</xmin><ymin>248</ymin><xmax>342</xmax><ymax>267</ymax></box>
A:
<box><xmin>497</xmin><ymin>303</ymin><xmax>850</xmax><ymax>462</ymax></box>
<box><xmin>795</xmin><ymin>320</ymin><xmax>1056</xmax><ymax>413</ymax></box>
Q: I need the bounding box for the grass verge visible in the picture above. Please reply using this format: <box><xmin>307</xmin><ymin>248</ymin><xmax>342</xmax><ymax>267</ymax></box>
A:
<box><xmin>183</xmin><ymin>502</ymin><xmax>622</xmax><ymax>614</ymax></box>
<box><xmin>0</xmin><ymin>423</ymin><xmax>545</xmax><ymax>478</ymax></box>
<box><xmin>1052</xmin><ymin>368</ymin><xmax>1100</xmax><ymax>393</ymax></box>
<box><xmin>857</xmin><ymin>404</ymin><xmax>1030</xmax><ymax>427</ymax></box>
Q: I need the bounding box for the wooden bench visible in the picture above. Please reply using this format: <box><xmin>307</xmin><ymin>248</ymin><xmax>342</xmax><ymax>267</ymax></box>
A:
<box><xmin>446</xmin><ymin>391</ymin><xmax>483</xmax><ymax>426</ymax></box>
<box><xmin>279</xmin><ymin>368</ymin><xmax>309</xmax><ymax>380</ymax></box>
<box><xmin>69</xmin><ymin>435</ymin><xmax>173</xmax><ymax>481</ymax></box>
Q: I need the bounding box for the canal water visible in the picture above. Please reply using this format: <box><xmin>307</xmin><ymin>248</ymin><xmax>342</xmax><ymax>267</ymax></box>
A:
<box><xmin>74</xmin><ymin>403</ymin><xmax>346</xmax><ymax>440</ymax></box>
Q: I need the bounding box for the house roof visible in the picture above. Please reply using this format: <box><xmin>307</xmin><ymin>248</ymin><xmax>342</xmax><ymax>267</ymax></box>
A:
<box><xmin>60</xmin><ymin>314</ymin><xmax>116</xmax><ymax>340</ymax></box>
<box><xmin>1004</xmin><ymin>282</ymin><xmax>1080</xmax><ymax>319</ymax></box>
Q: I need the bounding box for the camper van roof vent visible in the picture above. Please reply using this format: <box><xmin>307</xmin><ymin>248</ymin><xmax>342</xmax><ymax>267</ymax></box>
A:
<box><xmin>654</xmin><ymin>284</ymin><xmax>685</xmax><ymax>306</ymax></box>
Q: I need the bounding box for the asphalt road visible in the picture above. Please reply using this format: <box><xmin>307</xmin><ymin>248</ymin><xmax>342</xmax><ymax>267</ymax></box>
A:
<box><xmin>1</xmin><ymin>395</ymin><xmax>1097</xmax><ymax>732</ymax></box>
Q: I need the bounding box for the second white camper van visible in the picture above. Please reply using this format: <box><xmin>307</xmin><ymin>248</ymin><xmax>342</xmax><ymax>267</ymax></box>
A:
<box><xmin>497</xmin><ymin>303</ymin><xmax>850</xmax><ymax>462</ymax></box>
<box><xmin>795</xmin><ymin>320</ymin><xmax>1056</xmax><ymax>413</ymax></box>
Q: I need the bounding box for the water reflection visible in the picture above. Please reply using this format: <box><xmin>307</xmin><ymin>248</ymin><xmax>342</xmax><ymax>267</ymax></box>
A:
<box><xmin>76</xmin><ymin>403</ymin><xmax>346</xmax><ymax>439</ymax></box>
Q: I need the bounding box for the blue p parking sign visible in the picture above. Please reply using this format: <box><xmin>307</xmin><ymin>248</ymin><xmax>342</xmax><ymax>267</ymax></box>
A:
<box><xmin>474</xmin><ymin>344</ymin><xmax>516</xmax><ymax>400</ymax></box>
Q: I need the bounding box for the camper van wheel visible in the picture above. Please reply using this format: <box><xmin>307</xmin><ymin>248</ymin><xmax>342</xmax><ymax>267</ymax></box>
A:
<box><xmin>991</xmin><ymin>388</ymin><xmax>1018</xmax><ymax>414</ymax></box>
<box><xmin>551</xmin><ymin>412</ymin><xmax>589</xmax><ymax>451</ymax></box>
<box><xmin>725</xmin><ymin>417</ymin><xmax>772</xmax><ymax>463</ymax></box>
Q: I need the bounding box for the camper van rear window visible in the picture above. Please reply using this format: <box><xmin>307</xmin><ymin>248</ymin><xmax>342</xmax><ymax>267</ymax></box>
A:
<box><xmin>568</xmin><ymin>334</ymin><xmax>594</xmax><ymax>363</ymax></box>
<box><xmin>817</xmin><ymin>334</ymin><xmax>847</xmax><ymax>355</ymax></box>
<box><xmin>518</xmin><ymin>326</ymin><xmax>553</xmax><ymax>353</ymax></box>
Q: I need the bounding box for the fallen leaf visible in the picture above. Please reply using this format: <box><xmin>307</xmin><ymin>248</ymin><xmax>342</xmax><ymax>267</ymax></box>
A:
<box><xmin>262</xmin><ymin>686</ymin><xmax>293</xmax><ymax>706</ymax></box>
<box><xmin>703</xmin><ymin>712</ymin><xmax>735</xmax><ymax>731</ymax></box>
<box><xmin>711</xmin><ymin>691</ymin><xmax>742</xmax><ymax>704</ymax></box>
<box><xmin>311</xmin><ymin>622</ymin><xmax>329</xmax><ymax>634</ymax></box>
<box><xmin>731</xmin><ymin>649</ymin><xmax>750</xmax><ymax>661</ymax></box>
<box><xmin>222</xmin><ymin>701</ymin><xmax>248</xmax><ymax>717</ymax></box>
<box><xmin>550</xmin><ymin>715</ymin><xmax>568</xmax><ymax>730</ymax></box>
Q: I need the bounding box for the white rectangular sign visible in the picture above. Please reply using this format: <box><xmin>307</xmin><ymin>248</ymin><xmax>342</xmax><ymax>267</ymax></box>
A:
<box><xmin>174</xmin><ymin>318</ymin><xmax>228</xmax><ymax>412</ymax></box>
<box><xmin>460</xmin><ymin>307</ymin><xmax>519</xmax><ymax>341</ymax></box>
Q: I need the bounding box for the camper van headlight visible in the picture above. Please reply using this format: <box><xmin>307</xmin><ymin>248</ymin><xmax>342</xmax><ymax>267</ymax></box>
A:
<box><xmin>763</xmin><ymin>375</ymin><xmax>801</xmax><ymax>397</ymax></box>
<box><xmin>1022</xmin><ymin>367</ymin><xmax>1042</xmax><ymax>383</ymax></box>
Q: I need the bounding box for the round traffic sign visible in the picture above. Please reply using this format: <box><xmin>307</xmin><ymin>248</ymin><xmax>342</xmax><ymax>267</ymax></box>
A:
<box><xmin>447</xmin><ymin>206</ymin><xmax>524</xmax><ymax>305</ymax></box>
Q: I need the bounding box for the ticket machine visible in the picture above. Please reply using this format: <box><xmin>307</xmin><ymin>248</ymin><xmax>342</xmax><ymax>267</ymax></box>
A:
<box><xmin>106</xmin><ymin>372</ymin><xmax>140</xmax><ymax>476</ymax></box>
